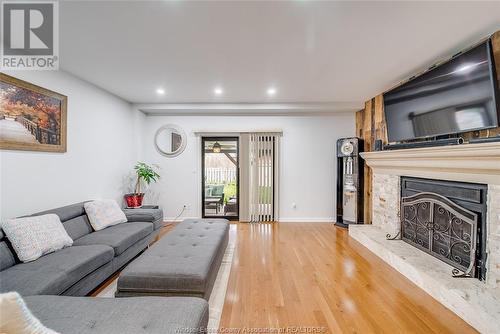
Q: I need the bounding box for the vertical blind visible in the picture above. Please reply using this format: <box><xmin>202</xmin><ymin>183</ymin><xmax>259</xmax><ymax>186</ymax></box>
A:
<box><xmin>249</xmin><ymin>133</ymin><xmax>280</xmax><ymax>222</ymax></box>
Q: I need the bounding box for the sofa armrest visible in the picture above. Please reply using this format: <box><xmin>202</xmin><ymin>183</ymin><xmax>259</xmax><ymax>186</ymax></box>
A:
<box><xmin>123</xmin><ymin>207</ymin><xmax>163</xmax><ymax>224</ymax></box>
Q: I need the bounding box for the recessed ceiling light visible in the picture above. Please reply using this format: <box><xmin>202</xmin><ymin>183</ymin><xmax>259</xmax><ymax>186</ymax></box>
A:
<box><xmin>214</xmin><ymin>87</ymin><xmax>224</xmax><ymax>96</ymax></box>
<box><xmin>267</xmin><ymin>87</ymin><xmax>277</xmax><ymax>96</ymax></box>
<box><xmin>156</xmin><ymin>88</ymin><xmax>165</xmax><ymax>95</ymax></box>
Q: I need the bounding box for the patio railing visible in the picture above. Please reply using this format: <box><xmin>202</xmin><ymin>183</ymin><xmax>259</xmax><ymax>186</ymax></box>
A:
<box><xmin>205</xmin><ymin>167</ymin><xmax>237</xmax><ymax>184</ymax></box>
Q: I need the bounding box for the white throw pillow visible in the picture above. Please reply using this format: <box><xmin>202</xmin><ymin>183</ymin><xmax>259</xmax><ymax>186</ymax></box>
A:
<box><xmin>1</xmin><ymin>214</ymin><xmax>73</xmax><ymax>263</ymax></box>
<box><xmin>84</xmin><ymin>199</ymin><xmax>127</xmax><ymax>231</ymax></box>
<box><xmin>0</xmin><ymin>292</ymin><xmax>59</xmax><ymax>334</ymax></box>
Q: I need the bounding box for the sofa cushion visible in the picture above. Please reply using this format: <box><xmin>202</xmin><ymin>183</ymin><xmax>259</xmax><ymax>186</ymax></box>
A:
<box><xmin>123</xmin><ymin>208</ymin><xmax>164</xmax><ymax>230</ymax></box>
<box><xmin>33</xmin><ymin>202</ymin><xmax>86</xmax><ymax>223</ymax></box>
<box><xmin>73</xmin><ymin>222</ymin><xmax>153</xmax><ymax>256</ymax></box>
<box><xmin>31</xmin><ymin>202</ymin><xmax>94</xmax><ymax>240</ymax></box>
<box><xmin>0</xmin><ymin>245</ymin><xmax>113</xmax><ymax>296</ymax></box>
<box><xmin>2</xmin><ymin>214</ymin><xmax>73</xmax><ymax>263</ymax></box>
<box><xmin>62</xmin><ymin>215</ymin><xmax>93</xmax><ymax>241</ymax></box>
<box><xmin>25</xmin><ymin>295</ymin><xmax>208</xmax><ymax>334</ymax></box>
<box><xmin>0</xmin><ymin>240</ymin><xmax>17</xmax><ymax>271</ymax></box>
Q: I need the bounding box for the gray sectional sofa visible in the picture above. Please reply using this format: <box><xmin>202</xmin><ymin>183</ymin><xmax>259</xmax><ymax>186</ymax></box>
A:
<box><xmin>0</xmin><ymin>202</ymin><xmax>163</xmax><ymax>296</ymax></box>
<box><xmin>0</xmin><ymin>203</ymin><xmax>227</xmax><ymax>333</ymax></box>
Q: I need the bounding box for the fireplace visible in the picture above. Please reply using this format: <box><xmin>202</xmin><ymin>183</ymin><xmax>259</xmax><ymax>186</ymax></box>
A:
<box><xmin>350</xmin><ymin>142</ymin><xmax>500</xmax><ymax>333</ymax></box>
<box><xmin>396</xmin><ymin>177</ymin><xmax>488</xmax><ymax>280</ymax></box>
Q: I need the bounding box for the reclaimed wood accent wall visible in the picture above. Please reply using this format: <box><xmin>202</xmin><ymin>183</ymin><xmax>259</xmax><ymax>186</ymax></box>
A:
<box><xmin>356</xmin><ymin>30</ymin><xmax>500</xmax><ymax>224</ymax></box>
<box><xmin>355</xmin><ymin>96</ymin><xmax>386</xmax><ymax>224</ymax></box>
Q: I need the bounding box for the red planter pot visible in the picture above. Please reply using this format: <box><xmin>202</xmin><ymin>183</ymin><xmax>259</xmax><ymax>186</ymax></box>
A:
<box><xmin>124</xmin><ymin>193</ymin><xmax>144</xmax><ymax>208</ymax></box>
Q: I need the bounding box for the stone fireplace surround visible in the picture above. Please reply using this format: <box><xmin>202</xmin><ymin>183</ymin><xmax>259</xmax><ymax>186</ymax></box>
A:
<box><xmin>349</xmin><ymin>142</ymin><xmax>500</xmax><ymax>334</ymax></box>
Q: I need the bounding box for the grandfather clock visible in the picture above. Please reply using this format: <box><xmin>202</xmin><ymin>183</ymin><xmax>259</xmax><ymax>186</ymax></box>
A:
<box><xmin>335</xmin><ymin>137</ymin><xmax>364</xmax><ymax>228</ymax></box>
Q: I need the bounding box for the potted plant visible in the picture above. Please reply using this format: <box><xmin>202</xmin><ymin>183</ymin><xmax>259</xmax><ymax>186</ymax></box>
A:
<box><xmin>124</xmin><ymin>162</ymin><xmax>160</xmax><ymax>208</ymax></box>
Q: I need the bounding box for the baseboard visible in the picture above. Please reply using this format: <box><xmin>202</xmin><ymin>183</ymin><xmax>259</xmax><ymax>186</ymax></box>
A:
<box><xmin>164</xmin><ymin>217</ymin><xmax>336</xmax><ymax>223</ymax></box>
<box><xmin>164</xmin><ymin>216</ymin><xmax>199</xmax><ymax>222</ymax></box>
<box><xmin>277</xmin><ymin>217</ymin><xmax>335</xmax><ymax>223</ymax></box>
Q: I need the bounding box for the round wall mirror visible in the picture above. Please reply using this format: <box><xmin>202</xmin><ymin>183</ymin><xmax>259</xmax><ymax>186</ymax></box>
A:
<box><xmin>154</xmin><ymin>124</ymin><xmax>187</xmax><ymax>157</ymax></box>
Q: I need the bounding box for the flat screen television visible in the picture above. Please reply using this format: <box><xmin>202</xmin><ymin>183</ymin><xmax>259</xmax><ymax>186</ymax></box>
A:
<box><xmin>383</xmin><ymin>40</ymin><xmax>500</xmax><ymax>143</ymax></box>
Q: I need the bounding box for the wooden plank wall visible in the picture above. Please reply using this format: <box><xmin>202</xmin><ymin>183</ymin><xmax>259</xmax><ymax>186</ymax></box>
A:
<box><xmin>355</xmin><ymin>95</ymin><xmax>386</xmax><ymax>224</ymax></box>
<box><xmin>356</xmin><ymin>30</ymin><xmax>500</xmax><ymax>225</ymax></box>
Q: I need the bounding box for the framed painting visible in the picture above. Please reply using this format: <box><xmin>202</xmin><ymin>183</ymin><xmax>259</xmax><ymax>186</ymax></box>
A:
<box><xmin>0</xmin><ymin>73</ymin><xmax>67</xmax><ymax>152</ymax></box>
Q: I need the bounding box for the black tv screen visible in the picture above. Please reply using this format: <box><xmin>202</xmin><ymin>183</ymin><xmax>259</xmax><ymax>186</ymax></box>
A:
<box><xmin>383</xmin><ymin>40</ymin><xmax>499</xmax><ymax>143</ymax></box>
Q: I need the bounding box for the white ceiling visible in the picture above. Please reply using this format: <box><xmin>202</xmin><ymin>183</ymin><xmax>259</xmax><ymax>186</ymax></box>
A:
<box><xmin>60</xmin><ymin>1</ymin><xmax>500</xmax><ymax>112</ymax></box>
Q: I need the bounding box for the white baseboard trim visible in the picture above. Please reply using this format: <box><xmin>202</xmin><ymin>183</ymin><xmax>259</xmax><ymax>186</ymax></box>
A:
<box><xmin>164</xmin><ymin>216</ymin><xmax>200</xmax><ymax>222</ymax></box>
<box><xmin>277</xmin><ymin>217</ymin><xmax>335</xmax><ymax>223</ymax></box>
<box><xmin>164</xmin><ymin>217</ymin><xmax>336</xmax><ymax>223</ymax></box>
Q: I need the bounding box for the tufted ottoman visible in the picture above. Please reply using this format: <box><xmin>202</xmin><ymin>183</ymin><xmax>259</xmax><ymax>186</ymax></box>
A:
<box><xmin>115</xmin><ymin>218</ymin><xmax>229</xmax><ymax>300</ymax></box>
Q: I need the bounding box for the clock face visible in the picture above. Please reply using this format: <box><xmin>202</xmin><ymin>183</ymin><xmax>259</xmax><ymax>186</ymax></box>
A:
<box><xmin>341</xmin><ymin>140</ymin><xmax>354</xmax><ymax>155</ymax></box>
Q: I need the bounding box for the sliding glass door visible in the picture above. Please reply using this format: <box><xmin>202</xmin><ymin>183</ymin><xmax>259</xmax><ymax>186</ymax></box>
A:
<box><xmin>202</xmin><ymin>137</ymin><xmax>239</xmax><ymax>220</ymax></box>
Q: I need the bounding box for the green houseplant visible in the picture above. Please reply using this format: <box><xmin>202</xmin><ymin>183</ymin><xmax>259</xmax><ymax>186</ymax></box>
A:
<box><xmin>124</xmin><ymin>162</ymin><xmax>160</xmax><ymax>208</ymax></box>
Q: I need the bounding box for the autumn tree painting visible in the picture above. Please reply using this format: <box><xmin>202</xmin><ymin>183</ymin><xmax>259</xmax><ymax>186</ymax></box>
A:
<box><xmin>0</xmin><ymin>73</ymin><xmax>67</xmax><ymax>152</ymax></box>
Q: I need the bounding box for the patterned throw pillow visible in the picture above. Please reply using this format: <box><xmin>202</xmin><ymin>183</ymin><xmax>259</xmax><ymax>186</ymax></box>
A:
<box><xmin>0</xmin><ymin>292</ymin><xmax>59</xmax><ymax>334</ymax></box>
<box><xmin>1</xmin><ymin>214</ymin><xmax>73</xmax><ymax>263</ymax></box>
<box><xmin>84</xmin><ymin>199</ymin><xmax>127</xmax><ymax>231</ymax></box>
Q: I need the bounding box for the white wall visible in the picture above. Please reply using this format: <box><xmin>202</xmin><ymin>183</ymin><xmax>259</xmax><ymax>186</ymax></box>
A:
<box><xmin>0</xmin><ymin>70</ymin><xmax>355</xmax><ymax>223</ymax></box>
<box><xmin>138</xmin><ymin>113</ymin><xmax>355</xmax><ymax>222</ymax></box>
<box><xmin>0</xmin><ymin>70</ymin><xmax>137</xmax><ymax>220</ymax></box>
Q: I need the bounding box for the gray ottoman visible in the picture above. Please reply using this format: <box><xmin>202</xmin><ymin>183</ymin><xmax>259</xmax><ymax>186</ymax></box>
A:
<box><xmin>26</xmin><ymin>295</ymin><xmax>208</xmax><ymax>334</ymax></box>
<box><xmin>116</xmin><ymin>218</ymin><xmax>229</xmax><ymax>300</ymax></box>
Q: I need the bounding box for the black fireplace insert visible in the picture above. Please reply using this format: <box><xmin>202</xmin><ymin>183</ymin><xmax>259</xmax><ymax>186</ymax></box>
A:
<box><xmin>399</xmin><ymin>177</ymin><xmax>487</xmax><ymax>280</ymax></box>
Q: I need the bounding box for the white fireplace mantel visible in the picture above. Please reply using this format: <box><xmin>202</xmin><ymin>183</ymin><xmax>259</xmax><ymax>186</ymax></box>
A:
<box><xmin>351</xmin><ymin>141</ymin><xmax>500</xmax><ymax>333</ymax></box>
<box><xmin>360</xmin><ymin>141</ymin><xmax>500</xmax><ymax>185</ymax></box>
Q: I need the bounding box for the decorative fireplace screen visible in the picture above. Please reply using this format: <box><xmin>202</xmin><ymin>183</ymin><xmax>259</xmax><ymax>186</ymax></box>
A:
<box><xmin>399</xmin><ymin>192</ymin><xmax>478</xmax><ymax>277</ymax></box>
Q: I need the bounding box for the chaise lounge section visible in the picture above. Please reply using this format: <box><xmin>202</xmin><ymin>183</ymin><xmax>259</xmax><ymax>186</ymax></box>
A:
<box><xmin>116</xmin><ymin>218</ymin><xmax>229</xmax><ymax>299</ymax></box>
<box><xmin>24</xmin><ymin>295</ymin><xmax>209</xmax><ymax>334</ymax></box>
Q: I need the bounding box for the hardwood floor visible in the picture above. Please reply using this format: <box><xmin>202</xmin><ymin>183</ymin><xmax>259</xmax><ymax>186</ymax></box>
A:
<box><xmin>219</xmin><ymin>223</ymin><xmax>477</xmax><ymax>334</ymax></box>
<box><xmin>89</xmin><ymin>221</ymin><xmax>477</xmax><ymax>333</ymax></box>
